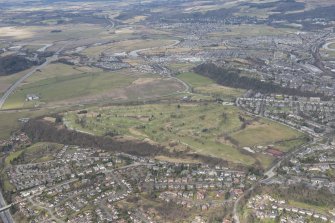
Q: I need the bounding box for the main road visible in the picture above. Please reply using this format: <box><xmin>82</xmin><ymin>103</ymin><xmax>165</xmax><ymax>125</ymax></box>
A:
<box><xmin>0</xmin><ymin>190</ymin><xmax>14</xmax><ymax>223</ymax></box>
<box><xmin>0</xmin><ymin>43</ymin><xmax>68</xmax><ymax>223</ymax></box>
<box><xmin>232</xmin><ymin>137</ymin><xmax>318</xmax><ymax>223</ymax></box>
<box><xmin>0</xmin><ymin>44</ymin><xmax>67</xmax><ymax>109</ymax></box>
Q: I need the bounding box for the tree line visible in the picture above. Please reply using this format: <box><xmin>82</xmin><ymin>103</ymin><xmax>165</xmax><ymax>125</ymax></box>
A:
<box><xmin>194</xmin><ymin>63</ymin><xmax>325</xmax><ymax>98</ymax></box>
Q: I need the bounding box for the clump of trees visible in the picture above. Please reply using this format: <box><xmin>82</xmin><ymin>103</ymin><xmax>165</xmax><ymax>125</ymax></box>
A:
<box><xmin>0</xmin><ymin>55</ymin><xmax>40</xmax><ymax>76</ymax></box>
<box><xmin>23</xmin><ymin>119</ymin><xmax>166</xmax><ymax>157</ymax></box>
<box><xmin>194</xmin><ymin>63</ymin><xmax>324</xmax><ymax>98</ymax></box>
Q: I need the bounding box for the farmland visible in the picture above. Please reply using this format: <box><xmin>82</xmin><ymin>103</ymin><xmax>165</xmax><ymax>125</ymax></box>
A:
<box><xmin>177</xmin><ymin>72</ymin><xmax>245</xmax><ymax>100</ymax></box>
<box><xmin>82</xmin><ymin>39</ymin><xmax>176</xmax><ymax>57</ymax></box>
<box><xmin>3</xmin><ymin>66</ymin><xmax>185</xmax><ymax>109</ymax></box>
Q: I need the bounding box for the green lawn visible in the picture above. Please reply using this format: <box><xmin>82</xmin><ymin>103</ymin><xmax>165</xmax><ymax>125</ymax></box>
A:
<box><xmin>5</xmin><ymin>150</ymin><xmax>23</xmax><ymax>166</ymax></box>
<box><xmin>4</xmin><ymin>142</ymin><xmax>63</xmax><ymax>168</ymax></box>
<box><xmin>328</xmin><ymin>42</ymin><xmax>335</xmax><ymax>50</ymax></box>
<box><xmin>288</xmin><ymin>200</ymin><xmax>330</xmax><ymax>215</ymax></box>
<box><xmin>25</xmin><ymin>63</ymin><xmax>98</xmax><ymax>84</ymax></box>
<box><xmin>177</xmin><ymin>72</ymin><xmax>214</xmax><ymax>88</ymax></box>
<box><xmin>83</xmin><ymin>39</ymin><xmax>175</xmax><ymax>57</ymax></box>
<box><xmin>3</xmin><ymin>70</ymin><xmax>137</xmax><ymax>109</ymax></box>
<box><xmin>0</xmin><ymin>68</ymin><xmax>35</xmax><ymax>94</ymax></box>
<box><xmin>3</xmin><ymin>63</ymin><xmax>185</xmax><ymax>110</ymax></box>
<box><xmin>195</xmin><ymin>84</ymin><xmax>245</xmax><ymax>100</ymax></box>
<box><xmin>177</xmin><ymin>72</ymin><xmax>245</xmax><ymax>100</ymax></box>
<box><xmin>275</xmin><ymin>137</ymin><xmax>308</xmax><ymax>152</ymax></box>
<box><xmin>167</xmin><ymin>63</ymin><xmax>195</xmax><ymax>73</ymax></box>
<box><xmin>231</xmin><ymin>120</ymin><xmax>303</xmax><ymax>147</ymax></box>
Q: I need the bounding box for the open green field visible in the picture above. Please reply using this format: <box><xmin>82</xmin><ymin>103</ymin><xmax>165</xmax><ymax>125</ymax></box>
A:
<box><xmin>328</xmin><ymin>42</ymin><xmax>335</xmax><ymax>49</ymax></box>
<box><xmin>24</xmin><ymin>63</ymin><xmax>99</xmax><ymax>83</ymax></box>
<box><xmin>234</xmin><ymin>6</ymin><xmax>272</xmax><ymax>19</ymax></box>
<box><xmin>275</xmin><ymin>138</ymin><xmax>308</xmax><ymax>152</ymax></box>
<box><xmin>195</xmin><ymin>84</ymin><xmax>245</xmax><ymax>100</ymax></box>
<box><xmin>3</xmin><ymin>64</ymin><xmax>185</xmax><ymax>109</ymax></box>
<box><xmin>0</xmin><ymin>68</ymin><xmax>35</xmax><ymax>94</ymax></box>
<box><xmin>167</xmin><ymin>62</ymin><xmax>196</xmax><ymax>73</ymax></box>
<box><xmin>82</xmin><ymin>39</ymin><xmax>176</xmax><ymax>57</ymax></box>
<box><xmin>5</xmin><ymin>150</ymin><xmax>23</xmax><ymax>166</ymax></box>
<box><xmin>288</xmin><ymin>200</ymin><xmax>331</xmax><ymax>215</ymax></box>
<box><xmin>209</xmin><ymin>24</ymin><xmax>296</xmax><ymax>38</ymax></box>
<box><xmin>177</xmin><ymin>72</ymin><xmax>245</xmax><ymax>100</ymax></box>
<box><xmin>5</xmin><ymin>142</ymin><xmax>63</xmax><ymax>166</ymax></box>
<box><xmin>177</xmin><ymin>72</ymin><xmax>214</xmax><ymax>88</ymax></box>
<box><xmin>3</xmin><ymin>70</ymin><xmax>135</xmax><ymax>109</ymax></box>
<box><xmin>325</xmin><ymin>50</ymin><xmax>335</xmax><ymax>58</ymax></box>
<box><xmin>230</xmin><ymin>121</ymin><xmax>302</xmax><ymax>147</ymax></box>
<box><xmin>64</xmin><ymin>103</ymin><xmax>306</xmax><ymax>168</ymax></box>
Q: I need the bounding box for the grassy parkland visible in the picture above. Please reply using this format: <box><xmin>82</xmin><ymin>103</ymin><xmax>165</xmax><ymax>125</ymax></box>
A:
<box><xmin>64</xmin><ymin>102</ymin><xmax>307</xmax><ymax>169</ymax></box>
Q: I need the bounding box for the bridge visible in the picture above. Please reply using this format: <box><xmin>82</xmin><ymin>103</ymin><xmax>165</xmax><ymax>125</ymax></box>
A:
<box><xmin>0</xmin><ymin>204</ymin><xmax>12</xmax><ymax>213</ymax></box>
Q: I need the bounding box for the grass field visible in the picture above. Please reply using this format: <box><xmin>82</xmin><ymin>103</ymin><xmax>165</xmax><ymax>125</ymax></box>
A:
<box><xmin>230</xmin><ymin>120</ymin><xmax>302</xmax><ymax>147</ymax></box>
<box><xmin>64</xmin><ymin>103</ymin><xmax>306</xmax><ymax>168</ymax></box>
<box><xmin>24</xmin><ymin>63</ymin><xmax>100</xmax><ymax>83</ymax></box>
<box><xmin>177</xmin><ymin>72</ymin><xmax>245</xmax><ymax>100</ymax></box>
<box><xmin>167</xmin><ymin>63</ymin><xmax>196</xmax><ymax>73</ymax></box>
<box><xmin>326</xmin><ymin>50</ymin><xmax>335</xmax><ymax>58</ymax></box>
<box><xmin>5</xmin><ymin>142</ymin><xmax>63</xmax><ymax>166</ymax></box>
<box><xmin>288</xmin><ymin>200</ymin><xmax>330</xmax><ymax>215</ymax></box>
<box><xmin>210</xmin><ymin>25</ymin><xmax>296</xmax><ymax>37</ymax></box>
<box><xmin>275</xmin><ymin>138</ymin><xmax>307</xmax><ymax>152</ymax></box>
<box><xmin>177</xmin><ymin>72</ymin><xmax>214</xmax><ymax>88</ymax></box>
<box><xmin>82</xmin><ymin>39</ymin><xmax>176</xmax><ymax>57</ymax></box>
<box><xmin>5</xmin><ymin>150</ymin><xmax>23</xmax><ymax>166</ymax></box>
<box><xmin>3</xmin><ymin>64</ymin><xmax>185</xmax><ymax>109</ymax></box>
<box><xmin>3</xmin><ymin>70</ymin><xmax>135</xmax><ymax>109</ymax></box>
<box><xmin>328</xmin><ymin>42</ymin><xmax>335</xmax><ymax>49</ymax></box>
<box><xmin>0</xmin><ymin>68</ymin><xmax>35</xmax><ymax>94</ymax></box>
<box><xmin>195</xmin><ymin>84</ymin><xmax>245</xmax><ymax>100</ymax></box>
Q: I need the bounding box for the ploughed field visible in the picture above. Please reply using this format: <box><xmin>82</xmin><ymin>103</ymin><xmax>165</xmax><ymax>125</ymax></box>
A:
<box><xmin>64</xmin><ymin>103</ymin><xmax>307</xmax><ymax>168</ymax></box>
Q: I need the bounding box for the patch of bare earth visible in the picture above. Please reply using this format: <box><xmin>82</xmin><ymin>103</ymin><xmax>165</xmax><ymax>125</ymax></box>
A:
<box><xmin>126</xmin><ymin>78</ymin><xmax>185</xmax><ymax>98</ymax></box>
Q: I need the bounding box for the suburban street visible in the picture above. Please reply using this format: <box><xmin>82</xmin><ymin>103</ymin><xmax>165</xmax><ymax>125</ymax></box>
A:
<box><xmin>232</xmin><ymin>138</ymin><xmax>318</xmax><ymax>223</ymax></box>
